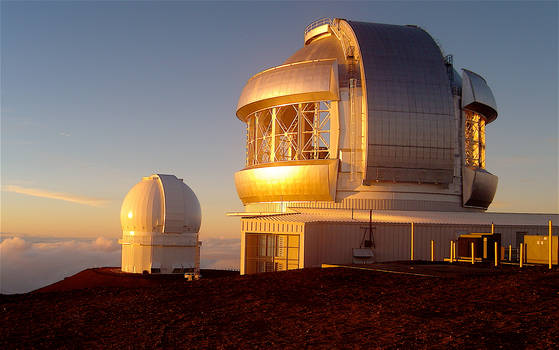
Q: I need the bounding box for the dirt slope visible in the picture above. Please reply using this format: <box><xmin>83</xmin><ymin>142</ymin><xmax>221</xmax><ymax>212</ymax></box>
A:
<box><xmin>33</xmin><ymin>268</ymin><xmax>238</xmax><ymax>293</ymax></box>
<box><xmin>2</xmin><ymin>265</ymin><xmax>558</xmax><ymax>349</ymax></box>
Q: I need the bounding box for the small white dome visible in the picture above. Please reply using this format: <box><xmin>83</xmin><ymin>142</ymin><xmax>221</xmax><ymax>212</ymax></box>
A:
<box><xmin>120</xmin><ymin>174</ymin><xmax>201</xmax><ymax>234</ymax></box>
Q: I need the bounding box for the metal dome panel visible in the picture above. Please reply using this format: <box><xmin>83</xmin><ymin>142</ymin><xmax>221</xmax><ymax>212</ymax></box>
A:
<box><xmin>120</xmin><ymin>174</ymin><xmax>201</xmax><ymax>235</ymax></box>
<box><xmin>158</xmin><ymin>174</ymin><xmax>201</xmax><ymax>234</ymax></box>
<box><xmin>462</xmin><ymin>69</ymin><xmax>498</xmax><ymax>123</ymax></box>
<box><xmin>347</xmin><ymin>21</ymin><xmax>455</xmax><ymax>184</ymax></box>
<box><xmin>236</xmin><ymin>59</ymin><xmax>339</xmax><ymax>120</ymax></box>
<box><xmin>120</xmin><ymin>175</ymin><xmax>165</xmax><ymax>234</ymax></box>
<box><xmin>462</xmin><ymin>166</ymin><xmax>498</xmax><ymax>209</ymax></box>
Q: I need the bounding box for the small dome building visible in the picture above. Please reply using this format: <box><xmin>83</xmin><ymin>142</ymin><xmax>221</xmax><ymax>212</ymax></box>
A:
<box><xmin>119</xmin><ymin>174</ymin><xmax>201</xmax><ymax>275</ymax></box>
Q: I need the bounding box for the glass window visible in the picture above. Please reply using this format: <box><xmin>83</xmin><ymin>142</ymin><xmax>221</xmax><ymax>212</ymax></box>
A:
<box><xmin>288</xmin><ymin>248</ymin><xmax>299</xmax><ymax>260</ymax></box>
<box><xmin>276</xmin><ymin>235</ymin><xmax>287</xmax><ymax>258</ymax></box>
<box><xmin>258</xmin><ymin>235</ymin><xmax>267</xmax><ymax>257</ymax></box>
<box><xmin>245</xmin><ymin>233</ymin><xmax>300</xmax><ymax>274</ymax></box>
<box><xmin>246</xmin><ymin>259</ymin><xmax>257</xmax><ymax>274</ymax></box>
<box><xmin>246</xmin><ymin>235</ymin><xmax>258</xmax><ymax>257</ymax></box>
<box><xmin>287</xmin><ymin>262</ymin><xmax>299</xmax><ymax>270</ymax></box>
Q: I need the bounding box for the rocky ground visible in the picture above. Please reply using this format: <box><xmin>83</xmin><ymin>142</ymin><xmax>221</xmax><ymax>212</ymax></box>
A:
<box><xmin>1</xmin><ymin>264</ymin><xmax>558</xmax><ymax>349</ymax></box>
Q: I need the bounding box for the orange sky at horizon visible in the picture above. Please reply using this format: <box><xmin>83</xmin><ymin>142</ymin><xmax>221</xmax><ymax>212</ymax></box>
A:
<box><xmin>1</xmin><ymin>188</ymin><xmax>242</xmax><ymax>239</ymax></box>
<box><xmin>2</xmin><ymin>176</ymin><xmax>558</xmax><ymax>240</ymax></box>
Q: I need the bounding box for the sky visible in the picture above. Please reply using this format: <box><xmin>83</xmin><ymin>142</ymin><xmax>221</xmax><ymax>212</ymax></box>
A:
<box><xmin>1</xmin><ymin>2</ymin><xmax>558</xmax><ymax>244</ymax></box>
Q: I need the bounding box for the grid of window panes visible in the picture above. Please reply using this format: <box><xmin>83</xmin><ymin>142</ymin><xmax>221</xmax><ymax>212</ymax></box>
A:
<box><xmin>464</xmin><ymin>110</ymin><xmax>486</xmax><ymax>168</ymax></box>
<box><xmin>245</xmin><ymin>233</ymin><xmax>300</xmax><ymax>274</ymax></box>
<box><xmin>245</xmin><ymin>101</ymin><xmax>332</xmax><ymax>166</ymax></box>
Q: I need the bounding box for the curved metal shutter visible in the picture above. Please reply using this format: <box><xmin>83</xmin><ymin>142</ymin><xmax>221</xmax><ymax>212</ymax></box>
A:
<box><xmin>348</xmin><ymin>22</ymin><xmax>455</xmax><ymax>184</ymax></box>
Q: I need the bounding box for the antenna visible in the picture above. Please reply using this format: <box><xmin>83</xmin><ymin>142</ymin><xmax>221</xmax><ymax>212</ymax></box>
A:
<box><xmin>360</xmin><ymin>209</ymin><xmax>375</xmax><ymax>249</ymax></box>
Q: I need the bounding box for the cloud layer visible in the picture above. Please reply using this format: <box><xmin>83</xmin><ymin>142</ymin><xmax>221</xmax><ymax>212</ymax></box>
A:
<box><xmin>0</xmin><ymin>236</ymin><xmax>239</xmax><ymax>294</ymax></box>
<box><xmin>3</xmin><ymin>185</ymin><xmax>109</xmax><ymax>207</ymax></box>
<box><xmin>1</xmin><ymin>236</ymin><xmax>121</xmax><ymax>294</ymax></box>
<box><xmin>200</xmin><ymin>238</ymin><xmax>240</xmax><ymax>270</ymax></box>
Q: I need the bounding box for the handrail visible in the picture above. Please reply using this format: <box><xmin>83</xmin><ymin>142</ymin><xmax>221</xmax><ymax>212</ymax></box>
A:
<box><xmin>304</xmin><ymin>17</ymin><xmax>332</xmax><ymax>35</ymax></box>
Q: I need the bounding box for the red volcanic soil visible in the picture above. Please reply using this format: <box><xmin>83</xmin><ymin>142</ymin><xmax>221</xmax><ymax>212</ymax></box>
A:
<box><xmin>33</xmin><ymin>268</ymin><xmax>238</xmax><ymax>293</ymax></box>
<box><xmin>2</xmin><ymin>264</ymin><xmax>559</xmax><ymax>349</ymax></box>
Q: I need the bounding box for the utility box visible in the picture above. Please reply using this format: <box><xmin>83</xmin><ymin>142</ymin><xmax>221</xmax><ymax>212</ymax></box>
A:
<box><xmin>524</xmin><ymin>235</ymin><xmax>558</xmax><ymax>265</ymax></box>
<box><xmin>352</xmin><ymin>248</ymin><xmax>375</xmax><ymax>264</ymax></box>
<box><xmin>457</xmin><ymin>236</ymin><xmax>483</xmax><ymax>259</ymax></box>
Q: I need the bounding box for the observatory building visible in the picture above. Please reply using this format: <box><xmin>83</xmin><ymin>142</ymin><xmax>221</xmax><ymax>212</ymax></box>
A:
<box><xmin>232</xmin><ymin>18</ymin><xmax>557</xmax><ymax>274</ymax></box>
<box><xmin>119</xmin><ymin>174</ymin><xmax>201</xmax><ymax>275</ymax></box>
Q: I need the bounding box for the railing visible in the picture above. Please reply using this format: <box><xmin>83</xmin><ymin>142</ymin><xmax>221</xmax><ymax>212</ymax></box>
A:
<box><xmin>304</xmin><ymin>17</ymin><xmax>332</xmax><ymax>36</ymax></box>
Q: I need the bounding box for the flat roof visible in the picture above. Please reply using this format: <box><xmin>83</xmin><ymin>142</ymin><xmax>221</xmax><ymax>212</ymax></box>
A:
<box><xmin>241</xmin><ymin>209</ymin><xmax>558</xmax><ymax>226</ymax></box>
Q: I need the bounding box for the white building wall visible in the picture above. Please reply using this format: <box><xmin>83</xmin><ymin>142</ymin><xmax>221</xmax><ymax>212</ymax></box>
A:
<box><xmin>302</xmin><ymin>222</ymin><xmax>557</xmax><ymax>267</ymax></box>
<box><xmin>120</xmin><ymin>232</ymin><xmax>200</xmax><ymax>274</ymax></box>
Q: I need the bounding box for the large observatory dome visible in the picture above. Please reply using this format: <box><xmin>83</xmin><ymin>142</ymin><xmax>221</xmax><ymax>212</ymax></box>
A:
<box><xmin>120</xmin><ymin>174</ymin><xmax>201</xmax><ymax>234</ymax></box>
<box><xmin>234</xmin><ymin>17</ymin><xmax>499</xmax><ymax>212</ymax></box>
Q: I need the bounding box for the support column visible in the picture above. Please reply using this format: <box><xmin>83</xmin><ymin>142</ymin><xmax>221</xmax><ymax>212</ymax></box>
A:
<box><xmin>313</xmin><ymin>103</ymin><xmax>319</xmax><ymax>159</ymax></box>
<box><xmin>297</xmin><ymin>103</ymin><xmax>303</xmax><ymax>160</ymax></box>
<box><xmin>255</xmin><ymin>112</ymin><xmax>260</xmax><ymax>164</ymax></box>
<box><xmin>410</xmin><ymin>222</ymin><xmax>414</xmax><ymax>261</ymax></box>
<box><xmin>271</xmin><ymin>107</ymin><xmax>276</xmax><ymax>162</ymax></box>
<box><xmin>245</xmin><ymin>121</ymin><xmax>250</xmax><ymax>167</ymax></box>
<box><xmin>520</xmin><ymin>243</ymin><xmax>524</xmax><ymax>268</ymax></box>
<box><xmin>549</xmin><ymin>220</ymin><xmax>553</xmax><ymax>269</ymax></box>
<box><xmin>349</xmin><ymin>78</ymin><xmax>357</xmax><ymax>179</ymax></box>
<box><xmin>430</xmin><ymin>240</ymin><xmax>434</xmax><ymax>262</ymax></box>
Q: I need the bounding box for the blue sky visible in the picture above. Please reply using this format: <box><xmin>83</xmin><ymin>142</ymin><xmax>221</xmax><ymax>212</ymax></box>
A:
<box><xmin>1</xmin><ymin>1</ymin><xmax>557</xmax><ymax>240</ymax></box>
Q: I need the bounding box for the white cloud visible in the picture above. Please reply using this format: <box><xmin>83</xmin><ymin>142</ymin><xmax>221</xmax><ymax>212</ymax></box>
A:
<box><xmin>0</xmin><ymin>236</ymin><xmax>31</xmax><ymax>254</ymax></box>
<box><xmin>200</xmin><ymin>237</ymin><xmax>240</xmax><ymax>270</ymax></box>
<box><xmin>0</xmin><ymin>236</ymin><xmax>121</xmax><ymax>294</ymax></box>
<box><xmin>0</xmin><ymin>236</ymin><xmax>240</xmax><ymax>294</ymax></box>
<box><xmin>3</xmin><ymin>185</ymin><xmax>109</xmax><ymax>207</ymax></box>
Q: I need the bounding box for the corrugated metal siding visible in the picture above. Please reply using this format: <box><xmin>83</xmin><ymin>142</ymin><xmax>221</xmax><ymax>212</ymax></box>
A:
<box><xmin>245</xmin><ymin>198</ymin><xmax>465</xmax><ymax>212</ymax></box>
<box><xmin>302</xmin><ymin>222</ymin><xmax>557</xmax><ymax>266</ymax></box>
